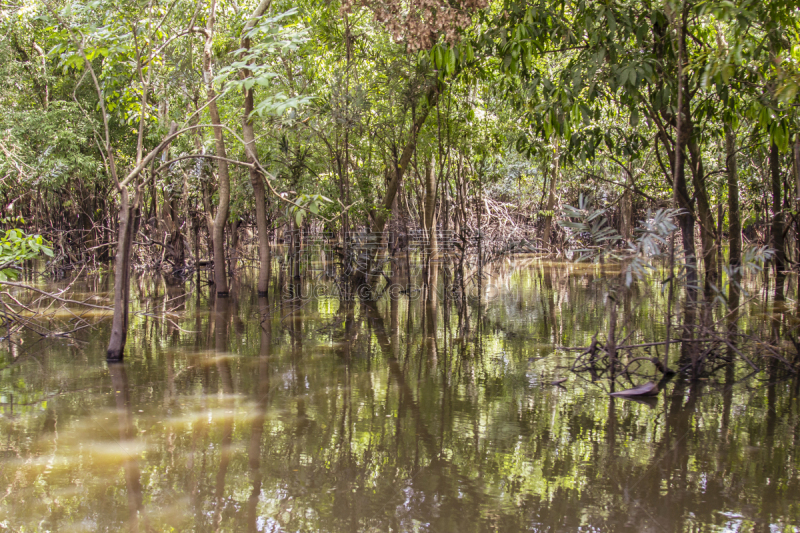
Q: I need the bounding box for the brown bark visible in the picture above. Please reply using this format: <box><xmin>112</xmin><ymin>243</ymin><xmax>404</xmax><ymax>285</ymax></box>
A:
<box><xmin>203</xmin><ymin>0</ymin><xmax>230</xmax><ymax>296</ymax></box>
<box><xmin>770</xmin><ymin>142</ymin><xmax>785</xmax><ymax>273</ymax></box>
<box><xmin>364</xmin><ymin>84</ymin><xmax>438</xmax><ymax>286</ymax></box>
<box><xmin>163</xmin><ymin>122</ymin><xmax>185</xmax><ymax>275</ymax></box>
<box><xmin>106</xmin><ymin>186</ymin><xmax>140</xmax><ymax>362</ymax></box>
<box><xmin>423</xmin><ymin>155</ymin><xmax>438</xmax><ymax>290</ymax></box>
<box><xmin>165</xmin><ymin>196</ymin><xmax>185</xmax><ymax>269</ymax></box>
<box><xmin>620</xmin><ymin>189</ymin><xmax>632</xmax><ymax>241</ymax></box>
<box><xmin>688</xmin><ymin>137</ymin><xmax>718</xmax><ymax>288</ymax></box>
<box><xmin>542</xmin><ymin>140</ymin><xmax>559</xmax><ymax>245</ymax></box>
<box><xmin>655</xmin><ymin>2</ymin><xmax>697</xmax><ymax>298</ymax></box>
<box><xmin>240</xmin><ymin>0</ymin><xmax>274</xmax><ymax>296</ymax></box>
<box><xmin>371</xmin><ymin>85</ymin><xmax>438</xmax><ymax>237</ymax></box>
<box><xmin>794</xmin><ymin>136</ymin><xmax>800</xmax><ymax>294</ymax></box>
<box><xmin>725</xmin><ymin>124</ymin><xmax>741</xmax><ymax>270</ymax></box>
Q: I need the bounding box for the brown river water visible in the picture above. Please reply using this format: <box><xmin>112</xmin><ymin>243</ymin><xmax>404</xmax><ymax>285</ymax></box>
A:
<box><xmin>0</xmin><ymin>258</ymin><xmax>798</xmax><ymax>532</ymax></box>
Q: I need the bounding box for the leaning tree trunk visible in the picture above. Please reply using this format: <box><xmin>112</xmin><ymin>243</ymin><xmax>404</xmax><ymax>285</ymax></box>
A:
<box><xmin>107</xmin><ymin>187</ymin><xmax>139</xmax><ymax>361</ymax></box>
<box><xmin>364</xmin><ymin>85</ymin><xmax>438</xmax><ymax>287</ymax></box>
<box><xmin>770</xmin><ymin>142</ymin><xmax>785</xmax><ymax>274</ymax></box>
<box><xmin>203</xmin><ymin>0</ymin><xmax>230</xmax><ymax>297</ymax></box>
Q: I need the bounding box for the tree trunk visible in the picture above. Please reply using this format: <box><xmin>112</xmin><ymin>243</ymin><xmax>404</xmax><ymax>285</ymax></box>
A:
<box><xmin>106</xmin><ymin>187</ymin><xmax>139</xmax><ymax>362</ymax></box>
<box><xmin>163</xmin><ymin>122</ymin><xmax>185</xmax><ymax>278</ymax></box>
<box><xmin>364</xmin><ymin>85</ymin><xmax>438</xmax><ymax>286</ymax></box>
<box><xmin>620</xmin><ymin>188</ymin><xmax>632</xmax><ymax>241</ymax></box>
<box><xmin>794</xmin><ymin>135</ymin><xmax>800</xmax><ymax>298</ymax></box>
<box><xmin>166</xmin><ymin>197</ymin><xmax>185</xmax><ymax>268</ymax></box>
<box><xmin>770</xmin><ymin>142</ymin><xmax>785</xmax><ymax>273</ymax></box>
<box><xmin>658</xmin><ymin>1</ymin><xmax>697</xmax><ymax>299</ymax></box>
<box><xmin>423</xmin><ymin>155</ymin><xmax>438</xmax><ymax>290</ymax></box>
<box><xmin>239</xmin><ymin>0</ymin><xmax>274</xmax><ymax>296</ymax></box>
<box><xmin>203</xmin><ymin>0</ymin><xmax>230</xmax><ymax>297</ymax></box>
<box><xmin>688</xmin><ymin>138</ymin><xmax>717</xmax><ymax>288</ymax></box>
<box><xmin>725</xmin><ymin>125</ymin><xmax>741</xmax><ymax>270</ymax></box>
<box><xmin>542</xmin><ymin>139</ymin><xmax>559</xmax><ymax>245</ymax></box>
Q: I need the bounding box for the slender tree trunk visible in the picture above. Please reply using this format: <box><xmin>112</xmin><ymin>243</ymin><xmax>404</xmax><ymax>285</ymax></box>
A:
<box><xmin>725</xmin><ymin>125</ymin><xmax>741</xmax><ymax>270</ymax></box>
<box><xmin>240</xmin><ymin>0</ymin><xmax>273</xmax><ymax>296</ymax></box>
<box><xmin>794</xmin><ymin>135</ymin><xmax>800</xmax><ymax>300</ymax></box>
<box><xmin>203</xmin><ymin>0</ymin><xmax>230</xmax><ymax>296</ymax></box>
<box><xmin>770</xmin><ymin>142</ymin><xmax>785</xmax><ymax>273</ymax></box>
<box><xmin>663</xmin><ymin>1</ymin><xmax>696</xmax><ymax>373</ymax></box>
<box><xmin>542</xmin><ymin>139</ymin><xmax>559</xmax><ymax>245</ymax></box>
<box><xmin>163</xmin><ymin>122</ymin><xmax>185</xmax><ymax>277</ymax></box>
<box><xmin>107</xmin><ymin>187</ymin><xmax>139</xmax><ymax>361</ymax></box>
<box><xmin>688</xmin><ymin>138</ymin><xmax>717</xmax><ymax>288</ymax></box>
<box><xmin>716</xmin><ymin>181</ymin><xmax>723</xmax><ymax>284</ymax></box>
<box><xmin>365</xmin><ymin>85</ymin><xmax>438</xmax><ymax>286</ymax></box>
<box><xmin>620</xmin><ymin>188</ymin><xmax>632</xmax><ymax>241</ymax></box>
<box><xmin>372</xmin><ymin>87</ymin><xmax>438</xmax><ymax>237</ymax></box>
<box><xmin>423</xmin><ymin>155</ymin><xmax>438</xmax><ymax>290</ymax></box>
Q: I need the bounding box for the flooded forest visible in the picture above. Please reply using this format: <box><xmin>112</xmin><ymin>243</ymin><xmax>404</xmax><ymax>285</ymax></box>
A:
<box><xmin>1</xmin><ymin>0</ymin><xmax>800</xmax><ymax>531</ymax></box>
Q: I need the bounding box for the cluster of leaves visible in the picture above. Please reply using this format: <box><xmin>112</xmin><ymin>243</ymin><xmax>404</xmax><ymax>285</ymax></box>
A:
<box><xmin>561</xmin><ymin>194</ymin><xmax>679</xmax><ymax>287</ymax></box>
<box><xmin>286</xmin><ymin>193</ymin><xmax>333</xmax><ymax>227</ymax></box>
<box><xmin>215</xmin><ymin>9</ymin><xmax>313</xmax><ymax>118</ymax></box>
<box><xmin>0</xmin><ymin>217</ymin><xmax>54</xmax><ymax>281</ymax></box>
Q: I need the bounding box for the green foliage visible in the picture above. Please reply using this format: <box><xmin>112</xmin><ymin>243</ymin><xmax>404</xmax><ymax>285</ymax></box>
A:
<box><xmin>215</xmin><ymin>8</ymin><xmax>313</xmax><ymax>117</ymax></box>
<box><xmin>561</xmin><ymin>194</ymin><xmax>679</xmax><ymax>287</ymax></box>
<box><xmin>0</xmin><ymin>217</ymin><xmax>54</xmax><ymax>281</ymax></box>
<box><xmin>286</xmin><ymin>193</ymin><xmax>332</xmax><ymax>227</ymax></box>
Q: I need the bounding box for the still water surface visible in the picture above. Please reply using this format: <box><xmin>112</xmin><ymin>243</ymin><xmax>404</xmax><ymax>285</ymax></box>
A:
<box><xmin>1</xmin><ymin>259</ymin><xmax>799</xmax><ymax>532</ymax></box>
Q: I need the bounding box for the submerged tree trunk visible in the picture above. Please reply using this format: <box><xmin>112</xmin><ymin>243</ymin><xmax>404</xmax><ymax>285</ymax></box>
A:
<box><xmin>241</xmin><ymin>0</ymin><xmax>273</xmax><ymax>296</ymax></box>
<box><xmin>794</xmin><ymin>135</ymin><xmax>800</xmax><ymax>299</ymax></box>
<box><xmin>725</xmin><ymin>125</ymin><xmax>741</xmax><ymax>270</ymax></box>
<box><xmin>203</xmin><ymin>0</ymin><xmax>230</xmax><ymax>297</ymax></box>
<box><xmin>770</xmin><ymin>142</ymin><xmax>785</xmax><ymax>274</ymax></box>
<box><xmin>423</xmin><ymin>155</ymin><xmax>438</xmax><ymax>290</ymax></box>
<box><xmin>620</xmin><ymin>188</ymin><xmax>632</xmax><ymax>241</ymax></box>
<box><xmin>364</xmin><ymin>85</ymin><xmax>438</xmax><ymax>287</ymax></box>
<box><xmin>163</xmin><ymin>122</ymin><xmax>185</xmax><ymax>279</ymax></box>
<box><xmin>688</xmin><ymin>138</ymin><xmax>717</xmax><ymax>289</ymax></box>
<box><xmin>542</xmin><ymin>140</ymin><xmax>559</xmax><ymax>245</ymax></box>
<box><xmin>107</xmin><ymin>187</ymin><xmax>139</xmax><ymax>361</ymax></box>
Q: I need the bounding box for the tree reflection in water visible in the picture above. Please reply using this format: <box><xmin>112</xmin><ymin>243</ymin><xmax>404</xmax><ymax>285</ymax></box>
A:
<box><xmin>0</xmin><ymin>260</ymin><xmax>798</xmax><ymax>531</ymax></box>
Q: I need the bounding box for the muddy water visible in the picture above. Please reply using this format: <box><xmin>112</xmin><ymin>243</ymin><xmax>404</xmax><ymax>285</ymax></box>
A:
<box><xmin>0</xmin><ymin>260</ymin><xmax>799</xmax><ymax>532</ymax></box>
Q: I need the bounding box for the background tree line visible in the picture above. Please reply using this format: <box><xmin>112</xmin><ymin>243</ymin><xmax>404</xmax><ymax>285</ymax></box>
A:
<box><xmin>0</xmin><ymin>0</ymin><xmax>798</xmax><ymax>359</ymax></box>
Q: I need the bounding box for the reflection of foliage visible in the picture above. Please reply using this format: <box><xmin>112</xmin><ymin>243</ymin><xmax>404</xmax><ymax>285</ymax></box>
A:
<box><xmin>0</xmin><ymin>268</ymin><xmax>797</xmax><ymax>531</ymax></box>
<box><xmin>716</xmin><ymin>245</ymin><xmax>774</xmax><ymax>303</ymax></box>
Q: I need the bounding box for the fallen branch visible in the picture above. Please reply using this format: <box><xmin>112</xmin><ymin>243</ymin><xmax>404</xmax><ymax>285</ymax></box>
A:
<box><xmin>0</xmin><ymin>281</ymin><xmax>113</xmax><ymax>309</ymax></box>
